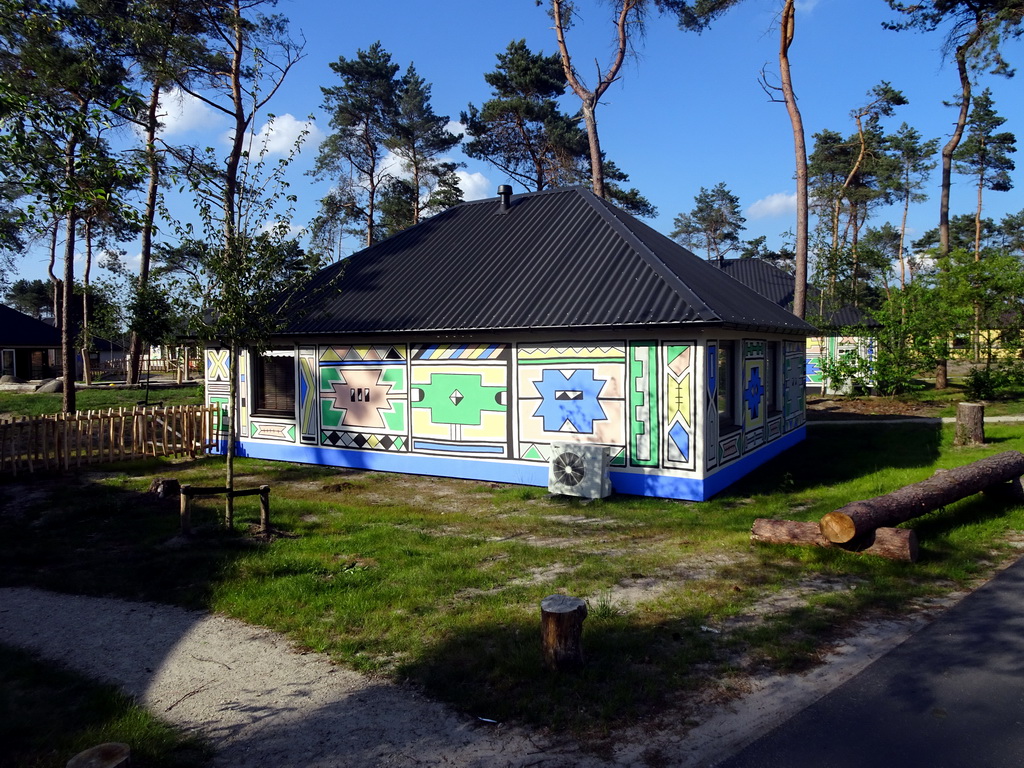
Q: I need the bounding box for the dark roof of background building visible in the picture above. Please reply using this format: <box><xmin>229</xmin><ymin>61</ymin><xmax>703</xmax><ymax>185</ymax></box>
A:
<box><xmin>716</xmin><ymin>258</ymin><xmax>880</xmax><ymax>329</ymax></box>
<box><xmin>284</xmin><ymin>187</ymin><xmax>816</xmax><ymax>337</ymax></box>
<box><xmin>0</xmin><ymin>304</ymin><xmax>61</xmax><ymax>347</ymax></box>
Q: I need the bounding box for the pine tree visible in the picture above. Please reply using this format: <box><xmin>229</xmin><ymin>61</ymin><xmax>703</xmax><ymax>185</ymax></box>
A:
<box><xmin>671</xmin><ymin>183</ymin><xmax>745</xmax><ymax>264</ymax></box>
<box><xmin>953</xmin><ymin>88</ymin><xmax>1017</xmax><ymax>261</ymax></box>
<box><xmin>314</xmin><ymin>42</ymin><xmax>400</xmax><ymax>248</ymax></box>
<box><xmin>387</xmin><ymin>64</ymin><xmax>462</xmax><ymax>227</ymax></box>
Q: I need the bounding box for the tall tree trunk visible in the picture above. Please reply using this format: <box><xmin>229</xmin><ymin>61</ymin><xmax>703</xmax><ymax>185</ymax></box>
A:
<box><xmin>580</xmin><ymin>100</ymin><xmax>604</xmax><ymax>198</ymax></box>
<box><xmin>61</xmin><ymin>211</ymin><xmax>76</xmax><ymax>414</ymax></box>
<box><xmin>779</xmin><ymin>0</ymin><xmax>807</xmax><ymax>319</ymax></box>
<box><xmin>225</xmin><ymin>341</ymin><xmax>237</xmax><ymax>528</ymax></box>
<box><xmin>898</xmin><ymin>189</ymin><xmax>910</xmax><ymax>291</ymax></box>
<box><xmin>81</xmin><ymin>219</ymin><xmax>93</xmax><ymax>386</ymax></box>
<box><xmin>48</xmin><ymin>224</ymin><xmax>60</xmax><ymax>332</ymax></box>
<box><xmin>128</xmin><ymin>81</ymin><xmax>163</xmax><ymax>386</ymax></box>
<box><xmin>935</xmin><ymin>28</ymin><xmax>979</xmax><ymax>390</ymax></box>
<box><xmin>551</xmin><ymin>0</ymin><xmax>636</xmax><ymax>202</ymax></box>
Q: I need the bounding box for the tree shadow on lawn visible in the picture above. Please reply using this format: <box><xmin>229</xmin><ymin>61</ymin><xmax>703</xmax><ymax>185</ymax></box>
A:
<box><xmin>732</xmin><ymin>423</ymin><xmax>943</xmax><ymax>496</ymax></box>
<box><xmin>0</xmin><ymin>471</ymin><xmax>267</xmax><ymax>609</ymax></box>
<box><xmin>401</xmin><ymin>608</ymin><xmax>721</xmax><ymax>733</ymax></box>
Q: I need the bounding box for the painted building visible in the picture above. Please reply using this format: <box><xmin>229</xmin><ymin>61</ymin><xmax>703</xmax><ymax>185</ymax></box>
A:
<box><xmin>206</xmin><ymin>187</ymin><xmax>815</xmax><ymax>501</ymax></box>
<box><xmin>0</xmin><ymin>304</ymin><xmax>60</xmax><ymax>380</ymax></box>
<box><xmin>714</xmin><ymin>259</ymin><xmax>879</xmax><ymax>394</ymax></box>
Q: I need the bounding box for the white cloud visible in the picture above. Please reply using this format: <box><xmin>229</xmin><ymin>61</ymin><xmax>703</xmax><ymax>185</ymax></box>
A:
<box><xmin>795</xmin><ymin>0</ymin><xmax>821</xmax><ymax>11</ymax></box>
<box><xmin>157</xmin><ymin>88</ymin><xmax>222</xmax><ymax>137</ymax></box>
<box><xmin>446</xmin><ymin>120</ymin><xmax>466</xmax><ymax>140</ymax></box>
<box><xmin>747</xmin><ymin>191</ymin><xmax>797</xmax><ymax>219</ymax></box>
<box><xmin>244</xmin><ymin>114</ymin><xmax>325</xmax><ymax>157</ymax></box>
<box><xmin>456</xmin><ymin>171</ymin><xmax>492</xmax><ymax>201</ymax></box>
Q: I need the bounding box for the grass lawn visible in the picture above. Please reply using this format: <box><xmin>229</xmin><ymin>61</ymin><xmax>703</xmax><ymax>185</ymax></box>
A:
<box><xmin>0</xmin><ymin>385</ymin><xmax>204</xmax><ymax>418</ymax></box>
<box><xmin>3</xmin><ymin>418</ymin><xmax>1024</xmax><ymax>739</ymax></box>
<box><xmin>0</xmin><ymin>644</ymin><xmax>210</xmax><ymax>768</ymax></box>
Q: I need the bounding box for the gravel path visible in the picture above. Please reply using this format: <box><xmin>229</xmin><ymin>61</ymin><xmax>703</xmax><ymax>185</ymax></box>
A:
<box><xmin>0</xmin><ymin>586</ymin><xmax>939</xmax><ymax>768</ymax></box>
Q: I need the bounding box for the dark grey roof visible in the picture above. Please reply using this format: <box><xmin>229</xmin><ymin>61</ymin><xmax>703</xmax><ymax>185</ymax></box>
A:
<box><xmin>715</xmin><ymin>258</ymin><xmax>796</xmax><ymax>308</ymax></box>
<box><xmin>716</xmin><ymin>258</ymin><xmax>878</xmax><ymax>329</ymax></box>
<box><xmin>285</xmin><ymin>187</ymin><xmax>815</xmax><ymax>337</ymax></box>
<box><xmin>0</xmin><ymin>304</ymin><xmax>61</xmax><ymax>347</ymax></box>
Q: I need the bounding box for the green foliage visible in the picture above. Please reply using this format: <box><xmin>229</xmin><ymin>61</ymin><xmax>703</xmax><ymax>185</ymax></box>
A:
<box><xmin>965</xmin><ymin>366</ymin><xmax>1002</xmax><ymax>400</ymax></box>
<box><xmin>4</xmin><ymin>277</ymin><xmax>52</xmax><ymax>319</ymax></box>
<box><xmin>671</xmin><ymin>181</ymin><xmax>745</xmax><ymax>262</ymax></box>
<box><xmin>461</xmin><ymin>39</ymin><xmax>585</xmax><ymax>192</ymax></box>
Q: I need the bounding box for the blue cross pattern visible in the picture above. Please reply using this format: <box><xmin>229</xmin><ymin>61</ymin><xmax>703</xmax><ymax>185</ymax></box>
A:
<box><xmin>744</xmin><ymin>366</ymin><xmax>765</xmax><ymax>420</ymax></box>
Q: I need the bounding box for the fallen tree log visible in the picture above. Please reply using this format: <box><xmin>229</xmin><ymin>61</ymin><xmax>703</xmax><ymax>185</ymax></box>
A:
<box><xmin>751</xmin><ymin>519</ymin><xmax>919</xmax><ymax>562</ymax></box>
<box><xmin>820</xmin><ymin>450</ymin><xmax>1024</xmax><ymax>544</ymax></box>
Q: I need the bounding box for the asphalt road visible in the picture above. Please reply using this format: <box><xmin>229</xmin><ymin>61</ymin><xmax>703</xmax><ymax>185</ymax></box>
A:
<box><xmin>717</xmin><ymin>555</ymin><xmax>1024</xmax><ymax>768</ymax></box>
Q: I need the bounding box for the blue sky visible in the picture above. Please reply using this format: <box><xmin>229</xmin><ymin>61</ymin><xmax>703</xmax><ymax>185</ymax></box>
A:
<box><xmin>11</xmin><ymin>0</ymin><xmax>1024</xmax><ymax>285</ymax></box>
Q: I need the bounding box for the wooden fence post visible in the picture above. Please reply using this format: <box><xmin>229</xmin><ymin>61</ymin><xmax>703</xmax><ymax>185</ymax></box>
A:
<box><xmin>259</xmin><ymin>485</ymin><xmax>270</xmax><ymax>534</ymax></box>
<box><xmin>180</xmin><ymin>484</ymin><xmax>192</xmax><ymax>536</ymax></box>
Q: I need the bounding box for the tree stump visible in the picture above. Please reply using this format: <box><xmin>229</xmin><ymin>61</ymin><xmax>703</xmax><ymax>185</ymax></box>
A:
<box><xmin>751</xmin><ymin>519</ymin><xmax>919</xmax><ymax>562</ymax></box>
<box><xmin>66</xmin><ymin>743</ymin><xmax>131</xmax><ymax>768</ymax></box>
<box><xmin>540</xmin><ymin>594</ymin><xmax>587</xmax><ymax>671</ymax></box>
<box><xmin>954</xmin><ymin>402</ymin><xmax>985</xmax><ymax>446</ymax></box>
<box><xmin>820</xmin><ymin>450</ymin><xmax>1024</xmax><ymax>543</ymax></box>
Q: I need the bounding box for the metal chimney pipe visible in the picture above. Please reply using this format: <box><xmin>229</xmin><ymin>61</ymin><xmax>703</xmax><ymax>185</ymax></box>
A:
<box><xmin>497</xmin><ymin>184</ymin><xmax>512</xmax><ymax>212</ymax></box>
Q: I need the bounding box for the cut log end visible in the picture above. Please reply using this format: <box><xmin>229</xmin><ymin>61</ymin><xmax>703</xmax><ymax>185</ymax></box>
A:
<box><xmin>753</xmin><ymin>519</ymin><xmax>918</xmax><ymax>562</ymax></box>
<box><xmin>819</xmin><ymin>511</ymin><xmax>857</xmax><ymax>544</ymax></box>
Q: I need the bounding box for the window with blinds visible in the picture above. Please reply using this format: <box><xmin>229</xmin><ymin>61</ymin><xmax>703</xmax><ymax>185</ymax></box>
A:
<box><xmin>254</xmin><ymin>352</ymin><xmax>295</xmax><ymax>417</ymax></box>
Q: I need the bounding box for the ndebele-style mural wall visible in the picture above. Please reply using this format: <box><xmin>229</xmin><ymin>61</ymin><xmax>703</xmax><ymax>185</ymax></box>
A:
<box><xmin>206</xmin><ymin>187</ymin><xmax>814</xmax><ymax>501</ymax></box>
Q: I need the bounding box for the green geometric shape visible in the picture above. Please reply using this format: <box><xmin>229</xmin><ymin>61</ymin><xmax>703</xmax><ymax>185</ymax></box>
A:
<box><xmin>413</xmin><ymin>372</ymin><xmax>505</xmax><ymax>426</ymax></box>
<box><xmin>321</xmin><ymin>397</ymin><xmax>345</xmax><ymax>429</ymax></box>
<box><xmin>523</xmin><ymin>444</ymin><xmax>544</xmax><ymax>461</ymax></box>
<box><xmin>383</xmin><ymin>402</ymin><xmax>406</xmax><ymax>431</ymax></box>
<box><xmin>629</xmin><ymin>341</ymin><xmax>659</xmax><ymax>467</ymax></box>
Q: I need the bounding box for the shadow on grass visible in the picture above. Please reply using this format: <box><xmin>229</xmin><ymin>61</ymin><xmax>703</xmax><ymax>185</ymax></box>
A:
<box><xmin>401</xmin><ymin>610</ymin><xmax>718</xmax><ymax>732</ymax></box>
<box><xmin>0</xmin><ymin>644</ymin><xmax>210</xmax><ymax>768</ymax></box>
<box><xmin>732</xmin><ymin>422</ymin><xmax>943</xmax><ymax>496</ymax></box>
<box><xmin>0</xmin><ymin>469</ymin><xmax>268</xmax><ymax>609</ymax></box>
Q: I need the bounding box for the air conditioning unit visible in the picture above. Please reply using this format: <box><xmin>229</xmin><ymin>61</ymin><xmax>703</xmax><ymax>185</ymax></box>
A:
<box><xmin>548</xmin><ymin>442</ymin><xmax>612</xmax><ymax>499</ymax></box>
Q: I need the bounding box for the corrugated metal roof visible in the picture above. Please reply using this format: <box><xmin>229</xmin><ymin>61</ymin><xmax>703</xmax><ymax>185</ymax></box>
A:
<box><xmin>0</xmin><ymin>304</ymin><xmax>61</xmax><ymax>347</ymax></box>
<box><xmin>715</xmin><ymin>258</ymin><xmax>878</xmax><ymax>329</ymax></box>
<box><xmin>284</xmin><ymin>187</ymin><xmax>816</xmax><ymax>337</ymax></box>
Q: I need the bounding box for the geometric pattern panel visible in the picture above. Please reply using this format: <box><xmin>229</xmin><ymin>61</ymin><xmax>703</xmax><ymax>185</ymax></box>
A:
<box><xmin>250</xmin><ymin>420</ymin><xmax>295</xmax><ymax>443</ymax></box>
<box><xmin>321</xmin><ymin>429</ymin><xmax>407</xmax><ymax>452</ymax></box>
<box><xmin>742</xmin><ymin>339</ymin><xmax>766</xmax><ymax>436</ymax></box>
<box><xmin>410</xmin><ymin>343</ymin><xmax>511</xmax><ymax>458</ymax></box>
<box><xmin>784</xmin><ymin>340</ymin><xmax>806</xmax><ymax>432</ymax></box>
<box><xmin>628</xmin><ymin>341</ymin><xmax>659</xmax><ymax>467</ymax></box>
<box><xmin>516</xmin><ymin>344</ymin><xmax>626</xmax><ymax>452</ymax></box>
<box><xmin>319</xmin><ymin>345</ymin><xmax>408</xmax><ymax>439</ymax></box>
<box><xmin>663</xmin><ymin>342</ymin><xmax>696</xmax><ymax>471</ymax></box>
<box><xmin>719</xmin><ymin>430</ymin><xmax>742</xmax><ymax>465</ymax></box>
<box><xmin>298</xmin><ymin>347</ymin><xmax>318</xmax><ymax>444</ymax></box>
<box><xmin>705</xmin><ymin>342</ymin><xmax>719</xmax><ymax>471</ymax></box>
<box><xmin>238</xmin><ymin>348</ymin><xmax>248</xmax><ymax>435</ymax></box>
<box><xmin>805</xmin><ymin>338</ymin><xmax>824</xmax><ymax>386</ymax></box>
<box><xmin>206</xmin><ymin>348</ymin><xmax>229</xmax><ymax>382</ymax></box>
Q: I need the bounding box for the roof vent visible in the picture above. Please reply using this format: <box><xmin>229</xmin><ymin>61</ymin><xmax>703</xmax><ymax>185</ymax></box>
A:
<box><xmin>497</xmin><ymin>184</ymin><xmax>513</xmax><ymax>213</ymax></box>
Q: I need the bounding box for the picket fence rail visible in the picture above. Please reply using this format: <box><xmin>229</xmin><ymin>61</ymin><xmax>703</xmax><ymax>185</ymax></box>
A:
<box><xmin>0</xmin><ymin>404</ymin><xmax>221</xmax><ymax>476</ymax></box>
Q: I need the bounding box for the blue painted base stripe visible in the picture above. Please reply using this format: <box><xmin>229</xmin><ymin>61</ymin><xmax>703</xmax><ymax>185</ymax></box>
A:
<box><xmin>230</xmin><ymin>427</ymin><xmax>806</xmax><ymax>503</ymax></box>
<box><xmin>703</xmin><ymin>427</ymin><xmax>806</xmax><ymax>498</ymax></box>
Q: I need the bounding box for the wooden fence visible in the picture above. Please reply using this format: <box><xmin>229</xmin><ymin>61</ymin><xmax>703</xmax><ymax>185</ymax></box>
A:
<box><xmin>0</xmin><ymin>404</ymin><xmax>221</xmax><ymax>476</ymax></box>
